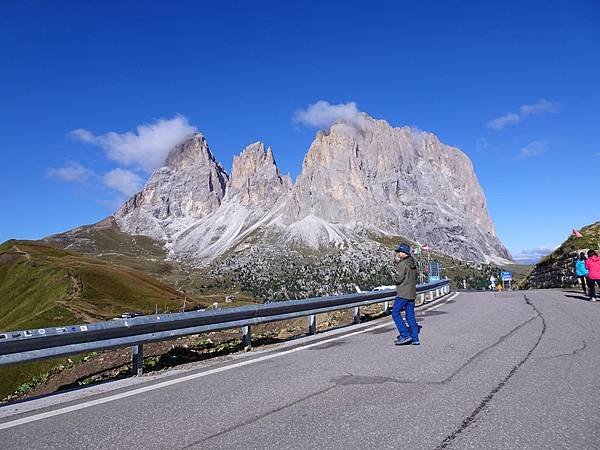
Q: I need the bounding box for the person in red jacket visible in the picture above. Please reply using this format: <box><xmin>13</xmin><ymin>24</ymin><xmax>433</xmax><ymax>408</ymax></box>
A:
<box><xmin>584</xmin><ymin>250</ymin><xmax>600</xmax><ymax>301</ymax></box>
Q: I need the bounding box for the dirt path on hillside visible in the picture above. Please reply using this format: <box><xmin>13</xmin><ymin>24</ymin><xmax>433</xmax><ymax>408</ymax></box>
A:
<box><xmin>12</xmin><ymin>246</ymin><xmax>31</xmax><ymax>261</ymax></box>
<box><xmin>56</xmin><ymin>269</ymin><xmax>99</xmax><ymax>323</ymax></box>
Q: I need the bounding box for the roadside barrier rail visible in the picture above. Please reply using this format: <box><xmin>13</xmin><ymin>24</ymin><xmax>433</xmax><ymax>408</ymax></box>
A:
<box><xmin>0</xmin><ymin>280</ymin><xmax>451</xmax><ymax>375</ymax></box>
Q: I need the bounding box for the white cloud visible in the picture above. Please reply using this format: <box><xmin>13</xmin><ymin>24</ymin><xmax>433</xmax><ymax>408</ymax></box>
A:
<box><xmin>47</xmin><ymin>161</ymin><xmax>94</xmax><ymax>183</ymax></box>
<box><xmin>513</xmin><ymin>245</ymin><xmax>558</xmax><ymax>264</ymax></box>
<box><xmin>103</xmin><ymin>168</ymin><xmax>143</xmax><ymax>196</ymax></box>
<box><xmin>487</xmin><ymin>99</ymin><xmax>559</xmax><ymax>130</ymax></box>
<box><xmin>293</xmin><ymin>100</ymin><xmax>363</xmax><ymax>129</ymax></box>
<box><xmin>519</xmin><ymin>99</ymin><xmax>558</xmax><ymax>116</ymax></box>
<box><xmin>69</xmin><ymin>128</ymin><xmax>96</xmax><ymax>143</ymax></box>
<box><xmin>487</xmin><ymin>113</ymin><xmax>520</xmax><ymax>130</ymax></box>
<box><xmin>70</xmin><ymin>115</ymin><xmax>197</xmax><ymax>172</ymax></box>
<box><xmin>518</xmin><ymin>140</ymin><xmax>548</xmax><ymax>158</ymax></box>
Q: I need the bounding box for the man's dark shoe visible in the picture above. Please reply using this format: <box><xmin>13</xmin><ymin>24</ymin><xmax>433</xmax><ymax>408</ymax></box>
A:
<box><xmin>397</xmin><ymin>325</ymin><xmax>422</xmax><ymax>340</ymax></box>
<box><xmin>394</xmin><ymin>337</ymin><xmax>413</xmax><ymax>345</ymax></box>
<box><xmin>412</xmin><ymin>341</ymin><xmax>420</xmax><ymax>345</ymax></box>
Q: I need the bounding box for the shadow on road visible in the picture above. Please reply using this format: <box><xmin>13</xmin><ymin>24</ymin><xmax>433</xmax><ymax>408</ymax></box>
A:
<box><xmin>564</xmin><ymin>294</ymin><xmax>592</xmax><ymax>302</ymax></box>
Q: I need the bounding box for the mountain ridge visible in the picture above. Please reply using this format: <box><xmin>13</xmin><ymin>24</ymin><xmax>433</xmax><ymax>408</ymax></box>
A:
<box><xmin>114</xmin><ymin>113</ymin><xmax>511</xmax><ymax>266</ymax></box>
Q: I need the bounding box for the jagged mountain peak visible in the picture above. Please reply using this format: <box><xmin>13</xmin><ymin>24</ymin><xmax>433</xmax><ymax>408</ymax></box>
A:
<box><xmin>227</xmin><ymin>141</ymin><xmax>292</xmax><ymax>206</ymax></box>
<box><xmin>114</xmin><ymin>133</ymin><xmax>228</xmax><ymax>238</ymax></box>
<box><xmin>112</xmin><ymin>116</ymin><xmax>511</xmax><ymax>264</ymax></box>
<box><xmin>287</xmin><ymin>114</ymin><xmax>510</xmax><ymax>262</ymax></box>
<box><xmin>164</xmin><ymin>132</ymin><xmax>223</xmax><ymax>171</ymax></box>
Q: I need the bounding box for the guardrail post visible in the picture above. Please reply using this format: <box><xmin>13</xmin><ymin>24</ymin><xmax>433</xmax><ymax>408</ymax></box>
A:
<box><xmin>383</xmin><ymin>301</ymin><xmax>389</xmax><ymax>314</ymax></box>
<box><xmin>132</xmin><ymin>344</ymin><xmax>143</xmax><ymax>376</ymax></box>
<box><xmin>353</xmin><ymin>306</ymin><xmax>360</xmax><ymax>324</ymax></box>
<box><xmin>242</xmin><ymin>325</ymin><xmax>252</xmax><ymax>351</ymax></box>
<box><xmin>308</xmin><ymin>314</ymin><xmax>317</xmax><ymax>335</ymax></box>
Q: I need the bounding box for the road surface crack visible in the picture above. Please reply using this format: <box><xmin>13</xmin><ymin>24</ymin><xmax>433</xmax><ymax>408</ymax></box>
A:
<box><xmin>435</xmin><ymin>294</ymin><xmax>547</xmax><ymax>450</ymax></box>
<box><xmin>438</xmin><ymin>315</ymin><xmax>537</xmax><ymax>385</ymax></box>
<box><xmin>181</xmin><ymin>385</ymin><xmax>336</xmax><ymax>448</ymax></box>
<box><xmin>538</xmin><ymin>340</ymin><xmax>587</xmax><ymax>359</ymax></box>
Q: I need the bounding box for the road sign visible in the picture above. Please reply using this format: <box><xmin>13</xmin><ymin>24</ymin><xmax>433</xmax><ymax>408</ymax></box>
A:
<box><xmin>500</xmin><ymin>271</ymin><xmax>513</xmax><ymax>281</ymax></box>
<box><xmin>429</xmin><ymin>261</ymin><xmax>440</xmax><ymax>282</ymax></box>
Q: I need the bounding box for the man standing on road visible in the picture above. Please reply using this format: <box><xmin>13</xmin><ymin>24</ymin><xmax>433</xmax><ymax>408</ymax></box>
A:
<box><xmin>391</xmin><ymin>243</ymin><xmax>420</xmax><ymax>346</ymax></box>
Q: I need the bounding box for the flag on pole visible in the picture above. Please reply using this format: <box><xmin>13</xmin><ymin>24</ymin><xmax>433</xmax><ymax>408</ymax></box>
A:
<box><xmin>572</xmin><ymin>229</ymin><xmax>583</xmax><ymax>238</ymax></box>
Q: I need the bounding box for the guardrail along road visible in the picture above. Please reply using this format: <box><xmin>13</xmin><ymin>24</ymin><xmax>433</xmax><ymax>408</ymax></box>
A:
<box><xmin>1</xmin><ymin>289</ymin><xmax>599</xmax><ymax>449</ymax></box>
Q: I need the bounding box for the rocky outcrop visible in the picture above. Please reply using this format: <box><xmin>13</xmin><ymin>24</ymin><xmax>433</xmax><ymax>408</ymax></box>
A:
<box><xmin>524</xmin><ymin>221</ymin><xmax>600</xmax><ymax>289</ymax></box>
<box><xmin>115</xmin><ymin>134</ymin><xmax>228</xmax><ymax>240</ymax></box>
<box><xmin>167</xmin><ymin>142</ymin><xmax>290</xmax><ymax>262</ymax></box>
<box><xmin>226</xmin><ymin>142</ymin><xmax>292</xmax><ymax>206</ymax></box>
<box><xmin>524</xmin><ymin>250</ymin><xmax>588</xmax><ymax>289</ymax></box>
<box><xmin>112</xmin><ymin>114</ymin><xmax>512</xmax><ymax>265</ymax></box>
<box><xmin>282</xmin><ymin>116</ymin><xmax>509</xmax><ymax>262</ymax></box>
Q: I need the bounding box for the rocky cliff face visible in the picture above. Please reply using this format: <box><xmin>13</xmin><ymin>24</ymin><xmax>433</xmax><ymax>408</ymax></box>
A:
<box><xmin>114</xmin><ymin>114</ymin><xmax>511</xmax><ymax>265</ymax></box>
<box><xmin>226</xmin><ymin>142</ymin><xmax>292</xmax><ymax>206</ymax></box>
<box><xmin>115</xmin><ymin>134</ymin><xmax>228</xmax><ymax>240</ymax></box>
<box><xmin>524</xmin><ymin>251</ymin><xmax>583</xmax><ymax>289</ymax></box>
<box><xmin>282</xmin><ymin>116</ymin><xmax>509</xmax><ymax>262</ymax></box>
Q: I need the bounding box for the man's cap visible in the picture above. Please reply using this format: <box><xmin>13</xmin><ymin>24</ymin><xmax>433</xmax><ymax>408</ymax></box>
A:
<box><xmin>395</xmin><ymin>243</ymin><xmax>411</xmax><ymax>254</ymax></box>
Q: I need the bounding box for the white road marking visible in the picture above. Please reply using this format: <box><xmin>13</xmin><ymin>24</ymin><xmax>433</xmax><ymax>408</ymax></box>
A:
<box><xmin>0</xmin><ymin>292</ymin><xmax>460</xmax><ymax>430</ymax></box>
<box><xmin>425</xmin><ymin>292</ymin><xmax>458</xmax><ymax>311</ymax></box>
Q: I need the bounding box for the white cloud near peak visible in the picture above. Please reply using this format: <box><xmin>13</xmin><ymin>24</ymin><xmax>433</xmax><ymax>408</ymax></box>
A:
<box><xmin>293</xmin><ymin>100</ymin><xmax>363</xmax><ymax>129</ymax></box>
<box><xmin>103</xmin><ymin>168</ymin><xmax>143</xmax><ymax>196</ymax></box>
<box><xmin>518</xmin><ymin>140</ymin><xmax>548</xmax><ymax>159</ymax></box>
<box><xmin>487</xmin><ymin>99</ymin><xmax>559</xmax><ymax>130</ymax></box>
<box><xmin>47</xmin><ymin>161</ymin><xmax>94</xmax><ymax>183</ymax></box>
<box><xmin>70</xmin><ymin>115</ymin><xmax>197</xmax><ymax>173</ymax></box>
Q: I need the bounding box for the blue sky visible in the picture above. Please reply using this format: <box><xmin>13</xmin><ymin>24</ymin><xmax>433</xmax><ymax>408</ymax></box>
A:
<box><xmin>1</xmin><ymin>0</ymin><xmax>599</xmax><ymax>262</ymax></box>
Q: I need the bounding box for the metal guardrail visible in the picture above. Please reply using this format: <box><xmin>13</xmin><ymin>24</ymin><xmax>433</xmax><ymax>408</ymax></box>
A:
<box><xmin>0</xmin><ymin>280</ymin><xmax>451</xmax><ymax>375</ymax></box>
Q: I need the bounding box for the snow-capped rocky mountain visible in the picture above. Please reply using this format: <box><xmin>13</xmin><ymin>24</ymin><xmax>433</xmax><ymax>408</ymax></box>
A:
<box><xmin>114</xmin><ymin>114</ymin><xmax>512</xmax><ymax>265</ymax></box>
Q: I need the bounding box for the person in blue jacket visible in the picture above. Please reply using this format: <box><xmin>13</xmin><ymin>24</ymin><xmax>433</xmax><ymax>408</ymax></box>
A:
<box><xmin>575</xmin><ymin>252</ymin><xmax>588</xmax><ymax>295</ymax></box>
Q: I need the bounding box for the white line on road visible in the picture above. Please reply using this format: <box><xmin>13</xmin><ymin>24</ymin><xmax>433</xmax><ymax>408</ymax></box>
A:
<box><xmin>424</xmin><ymin>292</ymin><xmax>458</xmax><ymax>312</ymax></box>
<box><xmin>0</xmin><ymin>292</ymin><xmax>460</xmax><ymax>430</ymax></box>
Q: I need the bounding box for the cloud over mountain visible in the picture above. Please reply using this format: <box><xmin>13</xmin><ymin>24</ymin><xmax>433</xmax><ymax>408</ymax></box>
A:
<box><xmin>70</xmin><ymin>115</ymin><xmax>197</xmax><ymax>173</ymax></box>
<box><xmin>293</xmin><ymin>100</ymin><xmax>363</xmax><ymax>129</ymax></box>
<box><xmin>103</xmin><ymin>168</ymin><xmax>143</xmax><ymax>196</ymax></box>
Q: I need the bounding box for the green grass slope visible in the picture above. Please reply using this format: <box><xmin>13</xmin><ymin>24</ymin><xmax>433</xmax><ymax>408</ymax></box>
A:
<box><xmin>540</xmin><ymin>221</ymin><xmax>600</xmax><ymax>264</ymax></box>
<box><xmin>0</xmin><ymin>240</ymin><xmax>203</xmax><ymax>332</ymax></box>
<box><xmin>43</xmin><ymin>216</ymin><xmax>172</xmax><ymax>277</ymax></box>
<box><xmin>0</xmin><ymin>239</ymin><xmax>210</xmax><ymax>400</ymax></box>
<box><xmin>523</xmin><ymin>220</ymin><xmax>600</xmax><ymax>289</ymax></box>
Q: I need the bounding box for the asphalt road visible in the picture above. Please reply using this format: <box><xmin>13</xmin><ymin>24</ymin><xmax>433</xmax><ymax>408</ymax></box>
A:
<box><xmin>1</xmin><ymin>289</ymin><xmax>599</xmax><ymax>449</ymax></box>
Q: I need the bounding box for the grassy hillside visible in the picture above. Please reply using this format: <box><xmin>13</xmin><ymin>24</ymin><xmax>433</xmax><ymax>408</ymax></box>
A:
<box><xmin>43</xmin><ymin>217</ymin><xmax>172</xmax><ymax>277</ymax></box>
<box><xmin>540</xmin><ymin>221</ymin><xmax>600</xmax><ymax>264</ymax></box>
<box><xmin>0</xmin><ymin>240</ymin><xmax>206</xmax><ymax>332</ymax></box>
<box><xmin>523</xmin><ymin>220</ymin><xmax>600</xmax><ymax>289</ymax></box>
<box><xmin>44</xmin><ymin>217</ymin><xmax>258</xmax><ymax>304</ymax></box>
<box><xmin>0</xmin><ymin>239</ymin><xmax>213</xmax><ymax>400</ymax></box>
